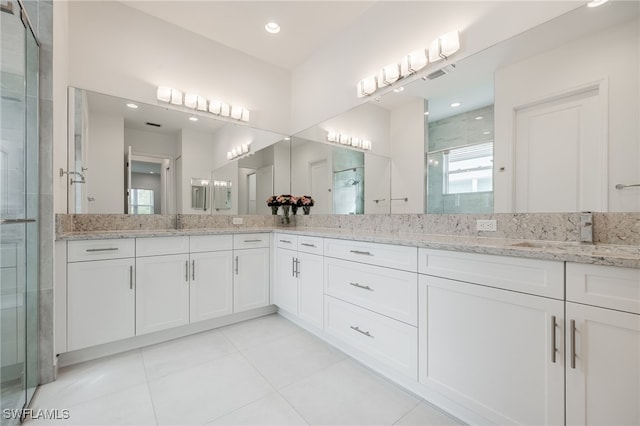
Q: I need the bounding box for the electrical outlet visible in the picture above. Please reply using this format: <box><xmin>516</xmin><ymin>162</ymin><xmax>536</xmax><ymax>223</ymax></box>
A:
<box><xmin>232</xmin><ymin>217</ymin><xmax>243</xmax><ymax>225</ymax></box>
<box><xmin>476</xmin><ymin>219</ymin><xmax>497</xmax><ymax>232</ymax></box>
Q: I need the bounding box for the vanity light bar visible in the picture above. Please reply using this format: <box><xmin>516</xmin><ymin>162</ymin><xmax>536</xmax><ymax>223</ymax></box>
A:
<box><xmin>326</xmin><ymin>131</ymin><xmax>372</xmax><ymax>151</ymax></box>
<box><xmin>157</xmin><ymin>86</ymin><xmax>250</xmax><ymax>122</ymax></box>
<box><xmin>357</xmin><ymin>30</ymin><xmax>460</xmax><ymax>98</ymax></box>
<box><xmin>227</xmin><ymin>143</ymin><xmax>252</xmax><ymax>161</ymax></box>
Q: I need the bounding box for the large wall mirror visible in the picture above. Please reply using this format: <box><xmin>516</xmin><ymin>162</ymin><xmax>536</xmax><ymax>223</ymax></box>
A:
<box><xmin>67</xmin><ymin>2</ymin><xmax>639</xmax><ymax>216</ymax></box>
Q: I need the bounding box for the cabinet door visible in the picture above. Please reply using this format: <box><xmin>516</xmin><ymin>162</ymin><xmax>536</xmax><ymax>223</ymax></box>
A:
<box><xmin>566</xmin><ymin>302</ymin><xmax>640</xmax><ymax>426</ymax></box>
<box><xmin>419</xmin><ymin>275</ymin><xmax>564</xmax><ymax>425</ymax></box>
<box><xmin>298</xmin><ymin>252</ymin><xmax>324</xmax><ymax>329</ymax></box>
<box><xmin>190</xmin><ymin>251</ymin><xmax>233</xmax><ymax>323</ymax></box>
<box><xmin>136</xmin><ymin>254</ymin><xmax>190</xmax><ymax>335</ymax></box>
<box><xmin>275</xmin><ymin>248</ymin><xmax>298</xmax><ymax>315</ymax></box>
<box><xmin>234</xmin><ymin>248</ymin><xmax>270</xmax><ymax>313</ymax></box>
<box><xmin>68</xmin><ymin>258</ymin><xmax>135</xmax><ymax>350</ymax></box>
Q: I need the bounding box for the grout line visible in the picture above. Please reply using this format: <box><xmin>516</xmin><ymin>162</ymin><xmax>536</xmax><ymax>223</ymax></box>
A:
<box><xmin>139</xmin><ymin>348</ymin><xmax>160</xmax><ymax>426</ymax></box>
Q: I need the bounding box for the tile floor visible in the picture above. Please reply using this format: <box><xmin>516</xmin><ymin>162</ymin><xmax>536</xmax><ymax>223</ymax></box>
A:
<box><xmin>27</xmin><ymin>314</ymin><xmax>463</xmax><ymax>426</ymax></box>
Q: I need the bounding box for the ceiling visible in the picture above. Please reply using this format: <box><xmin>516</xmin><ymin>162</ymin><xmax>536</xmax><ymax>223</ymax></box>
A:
<box><xmin>118</xmin><ymin>1</ymin><xmax>376</xmax><ymax>70</ymax></box>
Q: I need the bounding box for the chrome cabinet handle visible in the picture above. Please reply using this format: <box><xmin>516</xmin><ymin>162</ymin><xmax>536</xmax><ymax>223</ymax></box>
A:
<box><xmin>191</xmin><ymin>260</ymin><xmax>195</xmax><ymax>281</ymax></box>
<box><xmin>129</xmin><ymin>265</ymin><xmax>133</xmax><ymax>290</ymax></box>
<box><xmin>300</xmin><ymin>243</ymin><xmax>316</xmax><ymax>248</ymax></box>
<box><xmin>235</xmin><ymin>256</ymin><xmax>239</xmax><ymax>275</ymax></box>
<box><xmin>551</xmin><ymin>315</ymin><xmax>557</xmax><ymax>363</ymax></box>
<box><xmin>292</xmin><ymin>257</ymin><xmax>296</xmax><ymax>277</ymax></box>
<box><xmin>244</xmin><ymin>239</ymin><xmax>262</xmax><ymax>243</ymax></box>
<box><xmin>279</xmin><ymin>239</ymin><xmax>292</xmax><ymax>244</ymax></box>
<box><xmin>185</xmin><ymin>261</ymin><xmax>189</xmax><ymax>282</ymax></box>
<box><xmin>295</xmin><ymin>258</ymin><xmax>300</xmax><ymax>278</ymax></box>
<box><xmin>350</xmin><ymin>325</ymin><xmax>374</xmax><ymax>338</ymax></box>
<box><xmin>570</xmin><ymin>319</ymin><xmax>577</xmax><ymax>369</ymax></box>
<box><xmin>0</xmin><ymin>218</ymin><xmax>36</xmax><ymax>225</ymax></box>
<box><xmin>86</xmin><ymin>247</ymin><xmax>118</xmax><ymax>252</ymax></box>
<box><xmin>350</xmin><ymin>250</ymin><xmax>372</xmax><ymax>256</ymax></box>
<box><xmin>350</xmin><ymin>282</ymin><xmax>374</xmax><ymax>291</ymax></box>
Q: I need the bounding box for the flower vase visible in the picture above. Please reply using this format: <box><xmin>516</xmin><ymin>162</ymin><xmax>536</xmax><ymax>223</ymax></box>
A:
<box><xmin>291</xmin><ymin>205</ymin><xmax>298</xmax><ymax>215</ymax></box>
<box><xmin>281</xmin><ymin>205</ymin><xmax>290</xmax><ymax>218</ymax></box>
<box><xmin>270</xmin><ymin>205</ymin><xmax>279</xmax><ymax>215</ymax></box>
<box><xmin>303</xmin><ymin>206</ymin><xmax>311</xmax><ymax>215</ymax></box>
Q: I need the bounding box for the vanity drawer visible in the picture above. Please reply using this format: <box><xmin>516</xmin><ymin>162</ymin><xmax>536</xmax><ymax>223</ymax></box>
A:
<box><xmin>276</xmin><ymin>233</ymin><xmax>298</xmax><ymax>249</ymax></box>
<box><xmin>189</xmin><ymin>234</ymin><xmax>233</xmax><ymax>253</ymax></box>
<box><xmin>234</xmin><ymin>233</ymin><xmax>270</xmax><ymax>249</ymax></box>
<box><xmin>567</xmin><ymin>263</ymin><xmax>640</xmax><ymax>314</ymax></box>
<box><xmin>136</xmin><ymin>236</ymin><xmax>189</xmax><ymax>257</ymax></box>
<box><xmin>68</xmin><ymin>239</ymin><xmax>135</xmax><ymax>262</ymax></box>
<box><xmin>324</xmin><ymin>238</ymin><xmax>417</xmax><ymax>272</ymax></box>
<box><xmin>325</xmin><ymin>257</ymin><xmax>417</xmax><ymax>325</ymax></box>
<box><xmin>418</xmin><ymin>248</ymin><xmax>564</xmax><ymax>299</ymax></box>
<box><xmin>325</xmin><ymin>296</ymin><xmax>417</xmax><ymax>379</ymax></box>
<box><xmin>298</xmin><ymin>235</ymin><xmax>323</xmax><ymax>255</ymax></box>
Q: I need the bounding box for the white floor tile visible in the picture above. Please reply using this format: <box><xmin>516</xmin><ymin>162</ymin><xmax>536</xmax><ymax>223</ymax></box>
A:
<box><xmin>242</xmin><ymin>330</ymin><xmax>346</xmax><ymax>389</ymax></box>
<box><xmin>141</xmin><ymin>329</ymin><xmax>237</xmax><ymax>380</ymax></box>
<box><xmin>148</xmin><ymin>352</ymin><xmax>274</xmax><ymax>425</ymax></box>
<box><xmin>393</xmin><ymin>402</ymin><xmax>464</xmax><ymax>426</ymax></box>
<box><xmin>206</xmin><ymin>392</ymin><xmax>309</xmax><ymax>426</ymax></box>
<box><xmin>280</xmin><ymin>359</ymin><xmax>420</xmax><ymax>426</ymax></box>
<box><xmin>32</xmin><ymin>350</ymin><xmax>147</xmax><ymax>410</ymax></box>
<box><xmin>220</xmin><ymin>314</ymin><xmax>301</xmax><ymax>351</ymax></box>
<box><xmin>28</xmin><ymin>384</ymin><xmax>157</xmax><ymax>426</ymax></box>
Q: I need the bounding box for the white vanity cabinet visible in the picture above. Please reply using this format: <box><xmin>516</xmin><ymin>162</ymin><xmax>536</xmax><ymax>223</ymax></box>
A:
<box><xmin>323</xmin><ymin>238</ymin><xmax>418</xmax><ymax>379</ymax></box>
<box><xmin>135</xmin><ymin>236</ymin><xmax>191</xmax><ymax>335</ymax></box>
<box><xmin>233</xmin><ymin>233</ymin><xmax>270</xmax><ymax>313</ymax></box>
<box><xmin>565</xmin><ymin>263</ymin><xmax>640</xmax><ymax>426</ymax></box>
<box><xmin>275</xmin><ymin>234</ymin><xmax>324</xmax><ymax>329</ymax></box>
<box><xmin>67</xmin><ymin>239</ymin><xmax>136</xmax><ymax>350</ymax></box>
<box><xmin>418</xmin><ymin>249</ymin><xmax>565</xmax><ymax>425</ymax></box>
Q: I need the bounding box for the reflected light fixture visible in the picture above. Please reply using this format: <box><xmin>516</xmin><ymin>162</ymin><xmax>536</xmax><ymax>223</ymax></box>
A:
<box><xmin>587</xmin><ymin>0</ymin><xmax>608</xmax><ymax>7</ymax></box>
<box><xmin>265</xmin><ymin>22</ymin><xmax>280</xmax><ymax>34</ymax></box>
<box><xmin>227</xmin><ymin>143</ymin><xmax>253</xmax><ymax>161</ymax></box>
<box><xmin>326</xmin><ymin>131</ymin><xmax>372</xmax><ymax>151</ymax></box>
<box><xmin>450</xmin><ymin>102</ymin><xmax>462</xmax><ymax>108</ymax></box>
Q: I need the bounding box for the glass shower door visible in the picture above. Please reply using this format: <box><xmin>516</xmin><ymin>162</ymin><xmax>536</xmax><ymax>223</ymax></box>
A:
<box><xmin>1</xmin><ymin>1</ymin><xmax>39</xmax><ymax>424</ymax></box>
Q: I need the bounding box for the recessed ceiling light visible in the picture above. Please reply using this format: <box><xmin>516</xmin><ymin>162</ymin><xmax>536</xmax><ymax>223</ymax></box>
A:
<box><xmin>587</xmin><ymin>0</ymin><xmax>608</xmax><ymax>7</ymax></box>
<box><xmin>475</xmin><ymin>116</ymin><xmax>484</xmax><ymax>120</ymax></box>
<box><xmin>189</xmin><ymin>116</ymin><xmax>198</xmax><ymax>122</ymax></box>
<box><xmin>393</xmin><ymin>87</ymin><xmax>404</xmax><ymax>93</ymax></box>
<box><xmin>265</xmin><ymin>22</ymin><xmax>280</xmax><ymax>34</ymax></box>
<box><xmin>450</xmin><ymin>102</ymin><xmax>462</xmax><ymax>108</ymax></box>
<box><xmin>483</xmin><ymin>131</ymin><xmax>491</xmax><ymax>135</ymax></box>
<box><xmin>126</xmin><ymin>103</ymin><xmax>138</xmax><ymax>109</ymax></box>
<box><xmin>424</xmin><ymin>111</ymin><xmax>429</xmax><ymax>116</ymax></box>
<box><xmin>284</xmin><ymin>137</ymin><xmax>291</xmax><ymax>141</ymax></box>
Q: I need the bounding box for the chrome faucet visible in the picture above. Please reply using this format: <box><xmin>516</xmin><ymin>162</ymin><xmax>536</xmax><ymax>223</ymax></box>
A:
<box><xmin>59</xmin><ymin>168</ymin><xmax>86</xmax><ymax>185</ymax></box>
<box><xmin>579</xmin><ymin>211</ymin><xmax>593</xmax><ymax>244</ymax></box>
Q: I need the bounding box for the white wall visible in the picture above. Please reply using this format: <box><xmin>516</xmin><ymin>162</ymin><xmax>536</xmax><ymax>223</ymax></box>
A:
<box><xmin>494</xmin><ymin>18</ymin><xmax>640</xmax><ymax>213</ymax></box>
<box><xmin>390</xmin><ymin>99</ymin><xmax>425</xmax><ymax>214</ymax></box>
<box><xmin>365</xmin><ymin>153</ymin><xmax>391</xmax><ymax>214</ymax></box>
<box><xmin>290</xmin><ymin>2</ymin><xmax>580</xmax><ymax>134</ymax></box>
<box><xmin>67</xmin><ymin>1</ymin><xmax>290</xmax><ymax>134</ymax></box>
<box><xmin>178</xmin><ymin>129</ymin><xmax>215</xmax><ymax>214</ymax></box>
<box><xmin>86</xmin><ymin>112</ymin><xmax>124</xmax><ymax>213</ymax></box>
<box><xmin>125</xmin><ymin>128</ymin><xmax>180</xmax><ymax>160</ymax></box>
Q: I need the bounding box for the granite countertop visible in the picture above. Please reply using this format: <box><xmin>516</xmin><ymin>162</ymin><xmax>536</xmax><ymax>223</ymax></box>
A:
<box><xmin>57</xmin><ymin>227</ymin><xmax>640</xmax><ymax>269</ymax></box>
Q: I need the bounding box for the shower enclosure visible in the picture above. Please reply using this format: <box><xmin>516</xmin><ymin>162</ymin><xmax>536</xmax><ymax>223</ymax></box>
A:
<box><xmin>1</xmin><ymin>1</ymin><xmax>40</xmax><ymax>424</ymax></box>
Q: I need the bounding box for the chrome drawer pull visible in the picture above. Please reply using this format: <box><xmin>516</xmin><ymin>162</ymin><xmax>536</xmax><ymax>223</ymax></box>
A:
<box><xmin>350</xmin><ymin>282</ymin><xmax>374</xmax><ymax>292</ymax></box>
<box><xmin>551</xmin><ymin>315</ymin><xmax>557</xmax><ymax>363</ymax></box>
<box><xmin>279</xmin><ymin>239</ymin><xmax>292</xmax><ymax>244</ymax></box>
<box><xmin>235</xmin><ymin>256</ymin><xmax>239</xmax><ymax>275</ymax></box>
<box><xmin>185</xmin><ymin>261</ymin><xmax>189</xmax><ymax>282</ymax></box>
<box><xmin>570</xmin><ymin>319</ymin><xmax>577</xmax><ymax>369</ymax></box>
<box><xmin>244</xmin><ymin>239</ymin><xmax>262</xmax><ymax>243</ymax></box>
<box><xmin>350</xmin><ymin>325</ymin><xmax>374</xmax><ymax>338</ymax></box>
<box><xmin>86</xmin><ymin>247</ymin><xmax>119</xmax><ymax>252</ymax></box>
<box><xmin>129</xmin><ymin>265</ymin><xmax>134</xmax><ymax>290</ymax></box>
<box><xmin>350</xmin><ymin>250</ymin><xmax>372</xmax><ymax>256</ymax></box>
<box><xmin>192</xmin><ymin>260</ymin><xmax>195</xmax><ymax>281</ymax></box>
<box><xmin>0</xmin><ymin>218</ymin><xmax>36</xmax><ymax>225</ymax></box>
<box><xmin>301</xmin><ymin>243</ymin><xmax>316</xmax><ymax>248</ymax></box>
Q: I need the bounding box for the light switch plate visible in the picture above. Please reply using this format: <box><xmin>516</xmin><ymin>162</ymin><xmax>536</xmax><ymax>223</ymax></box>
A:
<box><xmin>232</xmin><ymin>217</ymin><xmax>243</xmax><ymax>225</ymax></box>
<box><xmin>476</xmin><ymin>219</ymin><xmax>497</xmax><ymax>232</ymax></box>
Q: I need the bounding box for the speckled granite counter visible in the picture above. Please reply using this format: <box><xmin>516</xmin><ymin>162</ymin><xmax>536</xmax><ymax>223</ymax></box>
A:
<box><xmin>57</xmin><ymin>225</ymin><xmax>640</xmax><ymax>269</ymax></box>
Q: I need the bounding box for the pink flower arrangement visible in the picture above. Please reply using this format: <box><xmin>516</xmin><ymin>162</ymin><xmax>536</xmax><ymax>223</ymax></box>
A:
<box><xmin>297</xmin><ymin>195</ymin><xmax>314</xmax><ymax>207</ymax></box>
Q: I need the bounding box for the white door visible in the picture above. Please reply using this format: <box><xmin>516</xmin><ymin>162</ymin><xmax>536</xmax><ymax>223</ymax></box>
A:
<box><xmin>297</xmin><ymin>252</ymin><xmax>324</xmax><ymax>329</ymax></box>
<box><xmin>310</xmin><ymin>160</ymin><xmax>331</xmax><ymax>214</ymax></box>
<box><xmin>67</xmin><ymin>258</ymin><xmax>135</xmax><ymax>351</ymax></box>
<box><xmin>255</xmin><ymin>165</ymin><xmax>273</xmax><ymax>215</ymax></box>
<box><xmin>514</xmin><ymin>87</ymin><xmax>605</xmax><ymax>212</ymax></box>
<box><xmin>566</xmin><ymin>302</ymin><xmax>640</xmax><ymax>426</ymax></box>
<box><xmin>275</xmin><ymin>248</ymin><xmax>298</xmax><ymax>315</ymax></box>
<box><xmin>234</xmin><ymin>248</ymin><xmax>270</xmax><ymax>313</ymax></box>
<box><xmin>189</xmin><ymin>250</ymin><xmax>233</xmax><ymax>323</ymax></box>
<box><xmin>136</xmin><ymin>253</ymin><xmax>190</xmax><ymax>335</ymax></box>
<box><xmin>419</xmin><ymin>276</ymin><xmax>565</xmax><ymax>425</ymax></box>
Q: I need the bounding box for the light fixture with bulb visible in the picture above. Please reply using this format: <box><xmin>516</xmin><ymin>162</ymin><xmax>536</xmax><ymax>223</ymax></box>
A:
<box><xmin>326</xmin><ymin>131</ymin><xmax>372</xmax><ymax>151</ymax></box>
<box><xmin>157</xmin><ymin>86</ymin><xmax>250</xmax><ymax>122</ymax></box>
<box><xmin>227</xmin><ymin>143</ymin><xmax>253</xmax><ymax>161</ymax></box>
